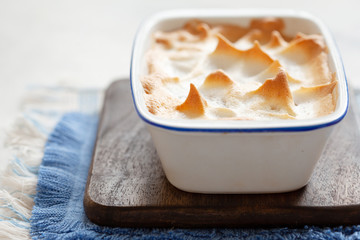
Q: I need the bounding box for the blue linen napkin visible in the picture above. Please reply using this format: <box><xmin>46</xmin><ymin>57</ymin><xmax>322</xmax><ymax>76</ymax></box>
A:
<box><xmin>30</xmin><ymin>112</ymin><xmax>360</xmax><ymax>239</ymax></box>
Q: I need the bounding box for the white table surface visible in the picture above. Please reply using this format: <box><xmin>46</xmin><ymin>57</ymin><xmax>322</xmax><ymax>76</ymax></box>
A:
<box><xmin>0</xmin><ymin>0</ymin><xmax>359</xmax><ymax>167</ymax></box>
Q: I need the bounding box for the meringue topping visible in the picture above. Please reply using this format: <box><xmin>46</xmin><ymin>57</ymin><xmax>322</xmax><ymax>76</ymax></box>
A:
<box><xmin>141</xmin><ymin>18</ymin><xmax>337</xmax><ymax>120</ymax></box>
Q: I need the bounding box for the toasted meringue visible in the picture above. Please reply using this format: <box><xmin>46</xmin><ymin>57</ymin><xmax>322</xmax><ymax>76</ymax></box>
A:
<box><xmin>141</xmin><ymin>18</ymin><xmax>337</xmax><ymax>120</ymax></box>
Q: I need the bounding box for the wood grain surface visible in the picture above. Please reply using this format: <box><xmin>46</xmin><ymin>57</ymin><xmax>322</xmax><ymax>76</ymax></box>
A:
<box><xmin>84</xmin><ymin>80</ymin><xmax>360</xmax><ymax>228</ymax></box>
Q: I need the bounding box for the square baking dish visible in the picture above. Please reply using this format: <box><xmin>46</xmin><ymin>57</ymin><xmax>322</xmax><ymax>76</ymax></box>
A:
<box><xmin>130</xmin><ymin>9</ymin><xmax>348</xmax><ymax>193</ymax></box>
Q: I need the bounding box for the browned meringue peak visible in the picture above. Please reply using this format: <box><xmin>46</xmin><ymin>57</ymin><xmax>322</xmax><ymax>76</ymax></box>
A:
<box><xmin>183</xmin><ymin>20</ymin><xmax>211</xmax><ymax>39</ymax></box>
<box><xmin>201</xmin><ymin>70</ymin><xmax>234</xmax><ymax>88</ymax></box>
<box><xmin>154</xmin><ymin>35</ymin><xmax>173</xmax><ymax>49</ymax></box>
<box><xmin>210</xmin><ymin>18</ymin><xmax>286</xmax><ymax>43</ymax></box>
<box><xmin>212</xmin><ymin>23</ymin><xmax>248</xmax><ymax>43</ymax></box>
<box><xmin>292</xmin><ymin>32</ymin><xmax>305</xmax><ymax>41</ymax></box>
<box><xmin>250</xmin><ymin>18</ymin><xmax>285</xmax><ymax>33</ymax></box>
<box><xmin>212</xmin><ymin>34</ymin><xmax>272</xmax><ymax>62</ymax></box>
<box><xmin>211</xmin><ymin>34</ymin><xmax>244</xmax><ymax>56</ymax></box>
<box><xmin>211</xmin><ymin>34</ymin><xmax>274</xmax><ymax>76</ymax></box>
<box><xmin>253</xmin><ymin>60</ymin><xmax>301</xmax><ymax>84</ymax></box>
<box><xmin>235</xmin><ymin>29</ymin><xmax>264</xmax><ymax>47</ymax></box>
<box><xmin>278</xmin><ymin>33</ymin><xmax>326</xmax><ymax>64</ymax></box>
<box><xmin>264</xmin><ymin>31</ymin><xmax>288</xmax><ymax>49</ymax></box>
<box><xmin>236</xmin><ymin>30</ymin><xmax>287</xmax><ymax>51</ymax></box>
<box><xmin>176</xmin><ymin>83</ymin><xmax>208</xmax><ymax>117</ymax></box>
<box><xmin>234</xmin><ymin>41</ymin><xmax>274</xmax><ymax>69</ymax></box>
<box><xmin>249</xmin><ymin>69</ymin><xmax>296</xmax><ymax>116</ymax></box>
<box><xmin>249</xmin><ymin>18</ymin><xmax>286</xmax><ymax>43</ymax></box>
<box><xmin>154</xmin><ymin>21</ymin><xmax>211</xmax><ymax>49</ymax></box>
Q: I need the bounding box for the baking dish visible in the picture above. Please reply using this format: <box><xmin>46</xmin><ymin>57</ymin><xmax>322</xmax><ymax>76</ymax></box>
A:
<box><xmin>130</xmin><ymin>9</ymin><xmax>348</xmax><ymax>193</ymax></box>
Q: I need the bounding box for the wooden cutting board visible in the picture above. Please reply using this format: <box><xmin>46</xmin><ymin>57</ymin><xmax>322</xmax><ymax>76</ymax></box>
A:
<box><xmin>84</xmin><ymin>80</ymin><xmax>360</xmax><ymax>228</ymax></box>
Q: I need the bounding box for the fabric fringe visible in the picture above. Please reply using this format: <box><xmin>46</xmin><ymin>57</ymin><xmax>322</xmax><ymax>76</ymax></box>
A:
<box><xmin>0</xmin><ymin>118</ymin><xmax>46</xmax><ymax>240</ymax></box>
<box><xmin>0</xmin><ymin>86</ymin><xmax>102</xmax><ymax>240</ymax></box>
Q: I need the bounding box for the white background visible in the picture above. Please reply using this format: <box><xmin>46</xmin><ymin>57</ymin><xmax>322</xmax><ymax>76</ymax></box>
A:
<box><xmin>0</xmin><ymin>0</ymin><xmax>359</xmax><ymax>165</ymax></box>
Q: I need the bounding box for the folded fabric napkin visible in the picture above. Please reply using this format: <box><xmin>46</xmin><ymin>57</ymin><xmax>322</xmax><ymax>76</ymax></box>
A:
<box><xmin>29</xmin><ymin>111</ymin><xmax>360</xmax><ymax>239</ymax></box>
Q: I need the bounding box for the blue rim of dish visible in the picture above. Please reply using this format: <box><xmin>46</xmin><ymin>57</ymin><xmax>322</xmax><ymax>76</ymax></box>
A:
<box><xmin>129</xmin><ymin>12</ymin><xmax>349</xmax><ymax>133</ymax></box>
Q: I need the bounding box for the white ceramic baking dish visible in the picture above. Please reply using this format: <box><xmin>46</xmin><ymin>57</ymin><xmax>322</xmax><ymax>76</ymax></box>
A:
<box><xmin>130</xmin><ymin>9</ymin><xmax>348</xmax><ymax>193</ymax></box>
